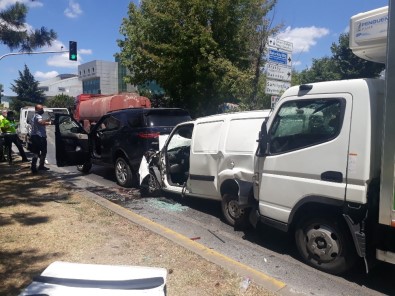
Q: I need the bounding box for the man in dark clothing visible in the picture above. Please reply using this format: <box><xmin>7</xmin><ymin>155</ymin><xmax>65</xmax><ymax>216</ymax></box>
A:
<box><xmin>30</xmin><ymin>104</ymin><xmax>51</xmax><ymax>173</ymax></box>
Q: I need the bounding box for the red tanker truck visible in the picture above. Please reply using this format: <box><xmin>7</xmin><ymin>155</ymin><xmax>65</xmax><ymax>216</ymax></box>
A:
<box><xmin>74</xmin><ymin>93</ymin><xmax>151</xmax><ymax>130</ymax></box>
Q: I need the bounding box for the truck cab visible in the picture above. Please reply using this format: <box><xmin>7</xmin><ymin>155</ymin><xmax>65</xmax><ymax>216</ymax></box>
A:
<box><xmin>252</xmin><ymin>78</ymin><xmax>388</xmax><ymax>274</ymax></box>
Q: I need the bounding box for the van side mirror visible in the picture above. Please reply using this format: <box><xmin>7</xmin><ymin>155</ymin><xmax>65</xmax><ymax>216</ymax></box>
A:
<box><xmin>256</xmin><ymin>120</ymin><xmax>269</xmax><ymax>157</ymax></box>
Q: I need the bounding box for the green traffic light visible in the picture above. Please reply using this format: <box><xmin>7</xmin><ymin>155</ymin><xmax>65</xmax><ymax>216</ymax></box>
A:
<box><xmin>69</xmin><ymin>41</ymin><xmax>77</xmax><ymax>61</ymax></box>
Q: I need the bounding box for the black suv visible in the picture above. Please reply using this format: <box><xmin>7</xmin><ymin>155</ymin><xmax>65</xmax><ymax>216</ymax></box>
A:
<box><xmin>54</xmin><ymin>108</ymin><xmax>191</xmax><ymax>187</ymax></box>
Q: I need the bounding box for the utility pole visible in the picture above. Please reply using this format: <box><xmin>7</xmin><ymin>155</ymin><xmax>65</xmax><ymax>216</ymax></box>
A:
<box><xmin>0</xmin><ymin>50</ymin><xmax>69</xmax><ymax>61</ymax></box>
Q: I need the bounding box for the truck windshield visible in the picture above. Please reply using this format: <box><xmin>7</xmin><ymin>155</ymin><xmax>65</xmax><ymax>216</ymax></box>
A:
<box><xmin>269</xmin><ymin>99</ymin><xmax>343</xmax><ymax>153</ymax></box>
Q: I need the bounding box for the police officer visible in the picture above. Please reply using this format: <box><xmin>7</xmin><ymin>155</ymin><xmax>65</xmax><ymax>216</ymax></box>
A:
<box><xmin>0</xmin><ymin>110</ymin><xmax>7</xmax><ymax>161</ymax></box>
<box><xmin>1</xmin><ymin>111</ymin><xmax>29</xmax><ymax>163</ymax></box>
<box><xmin>30</xmin><ymin>104</ymin><xmax>51</xmax><ymax>173</ymax></box>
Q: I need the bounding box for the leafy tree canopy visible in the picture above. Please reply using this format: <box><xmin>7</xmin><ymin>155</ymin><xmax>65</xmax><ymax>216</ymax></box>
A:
<box><xmin>331</xmin><ymin>33</ymin><xmax>384</xmax><ymax>79</ymax></box>
<box><xmin>0</xmin><ymin>2</ymin><xmax>57</xmax><ymax>52</ymax></box>
<box><xmin>10</xmin><ymin>64</ymin><xmax>45</xmax><ymax>103</ymax></box>
<box><xmin>298</xmin><ymin>33</ymin><xmax>385</xmax><ymax>84</ymax></box>
<box><xmin>45</xmin><ymin>94</ymin><xmax>75</xmax><ymax>110</ymax></box>
<box><xmin>117</xmin><ymin>0</ymin><xmax>277</xmax><ymax>116</ymax></box>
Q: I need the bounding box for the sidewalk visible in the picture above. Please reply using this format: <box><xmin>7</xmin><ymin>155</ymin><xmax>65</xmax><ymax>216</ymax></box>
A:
<box><xmin>0</xmin><ymin>158</ymin><xmax>279</xmax><ymax>295</ymax></box>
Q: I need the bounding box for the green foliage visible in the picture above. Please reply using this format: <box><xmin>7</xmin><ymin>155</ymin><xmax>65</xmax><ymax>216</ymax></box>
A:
<box><xmin>0</xmin><ymin>2</ymin><xmax>57</xmax><ymax>52</ymax></box>
<box><xmin>117</xmin><ymin>0</ymin><xmax>277</xmax><ymax>116</ymax></box>
<box><xmin>10</xmin><ymin>64</ymin><xmax>45</xmax><ymax>104</ymax></box>
<box><xmin>10</xmin><ymin>98</ymin><xmax>34</xmax><ymax>114</ymax></box>
<box><xmin>331</xmin><ymin>33</ymin><xmax>384</xmax><ymax>79</ymax></box>
<box><xmin>297</xmin><ymin>33</ymin><xmax>385</xmax><ymax>84</ymax></box>
<box><xmin>45</xmin><ymin>94</ymin><xmax>75</xmax><ymax>109</ymax></box>
<box><xmin>299</xmin><ymin>57</ymin><xmax>341</xmax><ymax>84</ymax></box>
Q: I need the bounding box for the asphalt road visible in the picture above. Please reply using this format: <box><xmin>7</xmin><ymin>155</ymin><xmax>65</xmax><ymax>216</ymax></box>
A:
<box><xmin>40</xmin><ymin>128</ymin><xmax>395</xmax><ymax>296</ymax></box>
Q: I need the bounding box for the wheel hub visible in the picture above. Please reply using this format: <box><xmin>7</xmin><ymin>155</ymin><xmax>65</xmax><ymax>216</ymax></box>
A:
<box><xmin>228</xmin><ymin>200</ymin><xmax>244</xmax><ymax>219</ymax></box>
<box><xmin>116</xmin><ymin>161</ymin><xmax>127</xmax><ymax>183</ymax></box>
<box><xmin>306</xmin><ymin>226</ymin><xmax>340</xmax><ymax>262</ymax></box>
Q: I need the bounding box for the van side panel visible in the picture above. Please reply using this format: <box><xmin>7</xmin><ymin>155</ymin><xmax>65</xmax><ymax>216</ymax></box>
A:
<box><xmin>217</xmin><ymin>117</ymin><xmax>266</xmax><ymax>199</ymax></box>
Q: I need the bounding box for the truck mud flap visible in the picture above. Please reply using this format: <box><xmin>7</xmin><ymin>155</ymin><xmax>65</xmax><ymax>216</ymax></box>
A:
<box><xmin>235</xmin><ymin>179</ymin><xmax>253</xmax><ymax>208</ymax></box>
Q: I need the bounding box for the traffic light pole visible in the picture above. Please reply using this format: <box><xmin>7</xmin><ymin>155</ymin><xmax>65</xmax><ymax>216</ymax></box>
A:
<box><xmin>0</xmin><ymin>50</ymin><xmax>69</xmax><ymax>61</ymax></box>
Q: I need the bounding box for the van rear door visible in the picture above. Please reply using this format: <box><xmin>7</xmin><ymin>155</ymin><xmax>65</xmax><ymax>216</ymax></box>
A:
<box><xmin>187</xmin><ymin>119</ymin><xmax>225</xmax><ymax>198</ymax></box>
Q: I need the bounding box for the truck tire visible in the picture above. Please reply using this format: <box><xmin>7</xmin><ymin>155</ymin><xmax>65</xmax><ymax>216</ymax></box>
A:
<box><xmin>77</xmin><ymin>161</ymin><xmax>92</xmax><ymax>174</ymax></box>
<box><xmin>295</xmin><ymin>214</ymin><xmax>357</xmax><ymax>275</ymax></box>
<box><xmin>221</xmin><ymin>193</ymin><xmax>250</xmax><ymax>228</ymax></box>
<box><xmin>115</xmin><ymin>157</ymin><xmax>134</xmax><ymax>187</ymax></box>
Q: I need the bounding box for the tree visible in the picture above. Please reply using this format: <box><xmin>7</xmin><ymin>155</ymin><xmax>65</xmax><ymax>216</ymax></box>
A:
<box><xmin>117</xmin><ymin>0</ymin><xmax>277</xmax><ymax>116</ymax></box>
<box><xmin>10</xmin><ymin>64</ymin><xmax>45</xmax><ymax>103</ymax></box>
<box><xmin>45</xmin><ymin>94</ymin><xmax>75</xmax><ymax>110</ymax></box>
<box><xmin>0</xmin><ymin>2</ymin><xmax>57</xmax><ymax>52</ymax></box>
<box><xmin>331</xmin><ymin>33</ymin><xmax>384</xmax><ymax>79</ymax></box>
<box><xmin>297</xmin><ymin>33</ymin><xmax>385</xmax><ymax>84</ymax></box>
<box><xmin>299</xmin><ymin>57</ymin><xmax>341</xmax><ymax>84</ymax></box>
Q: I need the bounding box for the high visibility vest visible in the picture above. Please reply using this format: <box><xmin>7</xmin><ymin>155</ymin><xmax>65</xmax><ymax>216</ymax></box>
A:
<box><xmin>1</xmin><ymin>118</ymin><xmax>16</xmax><ymax>133</ymax></box>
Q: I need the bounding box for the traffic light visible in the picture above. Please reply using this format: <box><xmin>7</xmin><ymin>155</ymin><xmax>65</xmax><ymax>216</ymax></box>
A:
<box><xmin>69</xmin><ymin>41</ymin><xmax>77</xmax><ymax>61</ymax></box>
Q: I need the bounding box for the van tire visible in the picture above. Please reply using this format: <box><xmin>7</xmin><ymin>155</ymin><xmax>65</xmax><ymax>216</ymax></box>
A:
<box><xmin>295</xmin><ymin>214</ymin><xmax>357</xmax><ymax>275</ymax></box>
<box><xmin>140</xmin><ymin>170</ymin><xmax>161</xmax><ymax>197</ymax></box>
<box><xmin>115</xmin><ymin>157</ymin><xmax>134</xmax><ymax>187</ymax></box>
<box><xmin>77</xmin><ymin>161</ymin><xmax>92</xmax><ymax>174</ymax></box>
<box><xmin>221</xmin><ymin>193</ymin><xmax>249</xmax><ymax>228</ymax></box>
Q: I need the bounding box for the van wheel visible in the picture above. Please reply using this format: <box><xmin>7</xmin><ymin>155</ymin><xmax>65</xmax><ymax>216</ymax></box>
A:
<box><xmin>221</xmin><ymin>194</ymin><xmax>249</xmax><ymax>228</ymax></box>
<box><xmin>115</xmin><ymin>157</ymin><xmax>134</xmax><ymax>187</ymax></box>
<box><xmin>295</xmin><ymin>215</ymin><xmax>357</xmax><ymax>275</ymax></box>
<box><xmin>77</xmin><ymin>161</ymin><xmax>92</xmax><ymax>174</ymax></box>
<box><xmin>141</xmin><ymin>171</ymin><xmax>161</xmax><ymax>197</ymax></box>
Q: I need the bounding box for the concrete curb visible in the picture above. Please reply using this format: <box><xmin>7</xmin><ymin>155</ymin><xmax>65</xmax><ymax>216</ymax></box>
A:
<box><xmin>79</xmin><ymin>189</ymin><xmax>296</xmax><ymax>295</ymax></box>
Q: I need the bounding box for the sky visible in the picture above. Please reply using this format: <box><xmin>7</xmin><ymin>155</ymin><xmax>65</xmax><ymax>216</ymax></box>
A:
<box><xmin>0</xmin><ymin>0</ymin><xmax>389</xmax><ymax>96</ymax></box>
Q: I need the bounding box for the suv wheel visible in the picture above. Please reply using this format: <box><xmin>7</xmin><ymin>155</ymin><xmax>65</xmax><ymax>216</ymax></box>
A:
<box><xmin>115</xmin><ymin>157</ymin><xmax>134</xmax><ymax>187</ymax></box>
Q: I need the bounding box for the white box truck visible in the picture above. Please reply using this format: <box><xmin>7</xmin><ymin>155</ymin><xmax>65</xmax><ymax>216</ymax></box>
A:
<box><xmin>248</xmin><ymin>5</ymin><xmax>395</xmax><ymax>275</ymax></box>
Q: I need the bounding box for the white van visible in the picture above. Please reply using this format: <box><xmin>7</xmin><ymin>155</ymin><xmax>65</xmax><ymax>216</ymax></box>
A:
<box><xmin>146</xmin><ymin>110</ymin><xmax>271</xmax><ymax>226</ymax></box>
<box><xmin>17</xmin><ymin>106</ymin><xmax>69</xmax><ymax>147</ymax></box>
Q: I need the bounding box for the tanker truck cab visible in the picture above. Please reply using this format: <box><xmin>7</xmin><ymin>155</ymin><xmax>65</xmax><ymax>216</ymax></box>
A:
<box><xmin>253</xmin><ymin>79</ymin><xmax>387</xmax><ymax>274</ymax></box>
<box><xmin>158</xmin><ymin>110</ymin><xmax>270</xmax><ymax>226</ymax></box>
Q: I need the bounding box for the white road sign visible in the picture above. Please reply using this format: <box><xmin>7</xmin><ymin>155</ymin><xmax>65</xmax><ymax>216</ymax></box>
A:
<box><xmin>267</xmin><ymin>63</ymin><xmax>292</xmax><ymax>82</ymax></box>
<box><xmin>268</xmin><ymin>49</ymin><xmax>292</xmax><ymax>67</ymax></box>
<box><xmin>268</xmin><ymin>37</ymin><xmax>293</xmax><ymax>52</ymax></box>
<box><xmin>265</xmin><ymin>79</ymin><xmax>291</xmax><ymax>95</ymax></box>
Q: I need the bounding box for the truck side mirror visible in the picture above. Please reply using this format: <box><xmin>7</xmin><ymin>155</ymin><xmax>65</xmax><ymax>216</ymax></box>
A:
<box><xmin>256</xmin><ymin>120</ymin><xmax>269</xmax><ymax>157</ymax></box>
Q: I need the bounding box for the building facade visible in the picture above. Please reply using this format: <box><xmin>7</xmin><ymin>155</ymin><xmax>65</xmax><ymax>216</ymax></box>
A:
<box><xmin>38</xmin><ymin>74</ymin><xmax>82</xmax><ymax>98</ymax></box>
<box><xmin>78</xmin><ymin>60</ymin><xmax>119</xmax><ymax>95</ymax></box>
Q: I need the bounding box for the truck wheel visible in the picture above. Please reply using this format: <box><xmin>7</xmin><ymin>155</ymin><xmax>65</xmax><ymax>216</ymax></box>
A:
<box><xmin>221</xmin><ymin>193</ymin><xmax>249</xmax><ymax>228</ymax></box>
<box><xmin>295</xmin><ymin>215</ymin><xmax>357</xmax><ymax>275</ymax></box>
<box><xmin>77</xmin><ymin>161</ymin><xmax>92</xmax><ymax>174</ymax></box>
<box><xmin>115</xmin><ymin>157</ymin><xmax>134</xmax><ymax>187</ymax></box>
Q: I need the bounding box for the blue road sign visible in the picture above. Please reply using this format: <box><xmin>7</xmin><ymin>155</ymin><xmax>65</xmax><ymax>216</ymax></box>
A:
<box><xmin>268</xmin><ymin>49</ymin><xmax>292</xmax><ymax>66</ymax></box>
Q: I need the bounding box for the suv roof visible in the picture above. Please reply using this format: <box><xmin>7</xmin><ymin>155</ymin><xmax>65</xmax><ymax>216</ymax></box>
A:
<box><xmin>107</xmin><ymin>108</ymin><xmax>190</xmax><ymax>116</ymax></box>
